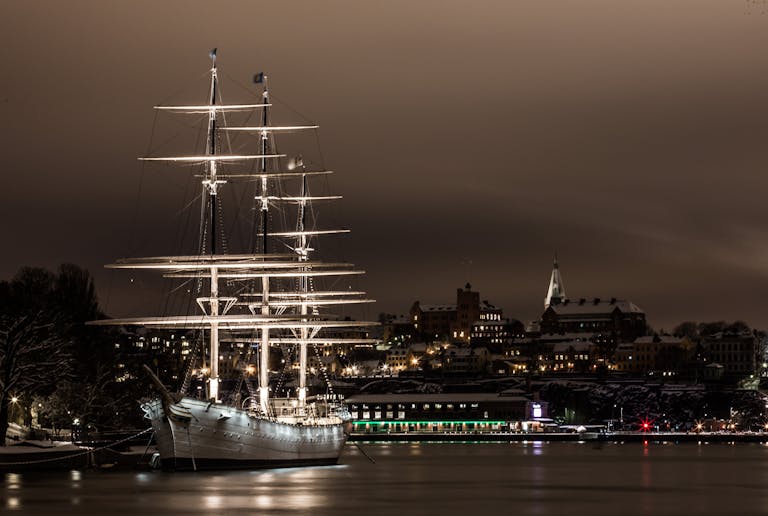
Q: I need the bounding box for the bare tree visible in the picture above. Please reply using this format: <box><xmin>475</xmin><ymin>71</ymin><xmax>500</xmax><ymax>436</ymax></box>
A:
<box><xmin>0</xmin><ymin>314</ymin><xmax>71</xmax><ymax>444</ymax></box>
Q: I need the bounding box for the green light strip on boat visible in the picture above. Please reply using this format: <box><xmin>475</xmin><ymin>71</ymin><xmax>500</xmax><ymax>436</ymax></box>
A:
<box><xmin>351</xmin><ymin>420</ymin><xmax>507</xmax><ymax>426</ymax></box>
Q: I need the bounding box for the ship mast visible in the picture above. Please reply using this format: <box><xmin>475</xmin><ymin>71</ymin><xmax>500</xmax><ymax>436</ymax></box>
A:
<box><xmin>91</xmin><ymin>54</ymin><xmax>380</xmax><ymax>417</ymax></box>
<box><xmin>259</xmin><ymin>76</ymin><xmax>270</xmax><ymax>254</ymax></box>
<box><xmin>205</xmin><ymin>49</ymin><xmax>223</xmax><ymax>402</ymax></box>
<box><xmin>258</xmin><ymin>75</ymin><xmax>271</xmax><ymax>415</ymax></box>
<box><xmin>297</xmin><ymin>159</ymin><xmax>309</xmax><ymax>406</ymax></box>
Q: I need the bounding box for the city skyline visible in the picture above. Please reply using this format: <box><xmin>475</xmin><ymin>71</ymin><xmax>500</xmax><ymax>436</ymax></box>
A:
<box><xmin>2</xmin><ymin>1</ymin><xmax>768</xmax><ymax>330</ymax></box>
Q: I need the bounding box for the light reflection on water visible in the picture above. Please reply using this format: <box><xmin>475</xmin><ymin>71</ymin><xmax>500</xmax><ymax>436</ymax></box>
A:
<box><xmin>4</xmin><ymin>443</ymin><xmax>768</xmax><ymax>514</ymax></box>
<box><xmin>6</xmin><ymin>472</ymin><xmax>20</xmax><ymax>489</ymax></box>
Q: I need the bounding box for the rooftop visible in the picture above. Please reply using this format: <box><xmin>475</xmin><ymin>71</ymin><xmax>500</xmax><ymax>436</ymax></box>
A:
<box><xmin>347</xmin><ymin>393</ymin><xmax>530</xmax><ymax>404</ymax></box>
<box><xmin>418</xmin><ymin>304</ymin><xmax>457</xmax><ymax>312</ymax></box>
<box><xmin>547</xmin><ymin>298</ymin><xmax>644</xmax><ymax>315</ymax></box>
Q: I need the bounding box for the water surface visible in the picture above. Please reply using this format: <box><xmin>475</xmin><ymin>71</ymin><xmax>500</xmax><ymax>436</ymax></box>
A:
<box><xmin>4</xmin><ymin>442</ymin><xmax>768</xmax><ymax>515</ymax></box>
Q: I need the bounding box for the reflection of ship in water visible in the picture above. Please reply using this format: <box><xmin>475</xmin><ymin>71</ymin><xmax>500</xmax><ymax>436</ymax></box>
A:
<box><xmin>91</xmin><ymin>50</ymin><xmax>376</xmax><ymax>470</ymax></box>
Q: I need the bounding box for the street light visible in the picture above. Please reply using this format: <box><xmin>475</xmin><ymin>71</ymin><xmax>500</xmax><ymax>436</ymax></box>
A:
<box><xmin>9</xmin><ymin>396</ymin><xmax>20</xmax><ymax>424</ymax></box>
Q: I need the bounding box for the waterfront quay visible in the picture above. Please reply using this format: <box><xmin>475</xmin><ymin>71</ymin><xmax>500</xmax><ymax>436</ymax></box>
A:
<box><xmin>345</xmin><ymin>392</ymin><xmax>768</xmax><ymax>443</ymax></box>
<box><xmin>349</xmin><ymin>430</ymin><xmax>768</xmax><ymax>443</ymax></box>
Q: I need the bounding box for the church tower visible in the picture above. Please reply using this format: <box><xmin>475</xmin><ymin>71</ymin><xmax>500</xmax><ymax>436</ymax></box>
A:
<box><xmin>544</xmin><ymin>255</ymin><xmax>565</xmax><ymax>308</ymax></box>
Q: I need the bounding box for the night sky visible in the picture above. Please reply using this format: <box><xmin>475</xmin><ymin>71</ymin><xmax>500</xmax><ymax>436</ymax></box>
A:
<box><xmin>2</xmin><ymin>1</ymin><xmax>768</xmax><ymax>331</ymax></box>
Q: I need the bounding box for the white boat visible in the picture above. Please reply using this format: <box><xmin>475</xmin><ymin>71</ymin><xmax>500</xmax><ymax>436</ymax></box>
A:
<box><xmin>90</xmin><ymin>50</ymin><xmax>376</xmax><ymax>471</ymax></box>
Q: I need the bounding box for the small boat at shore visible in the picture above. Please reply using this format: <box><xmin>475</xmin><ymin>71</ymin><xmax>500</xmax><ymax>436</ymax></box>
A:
<box><xmin>0</xmin><ymin>441</ymin><xmax>90</xmax><ymax>471</ymax></box>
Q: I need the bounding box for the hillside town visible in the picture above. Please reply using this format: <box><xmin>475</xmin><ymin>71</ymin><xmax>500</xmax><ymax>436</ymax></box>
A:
<box><xmin>3</xmin><ymin>259</ymin><xmax>767</xmax><ymax>447</ymax></box>
<box><xmin>375</xmin><ymin>258</ymin><xmax>764</xmax><ymax>386</ymax></box>
<box><xmin>93</xmin><ymin>257</ymin><xmax>768</xmax><ymax>437</ymax></box>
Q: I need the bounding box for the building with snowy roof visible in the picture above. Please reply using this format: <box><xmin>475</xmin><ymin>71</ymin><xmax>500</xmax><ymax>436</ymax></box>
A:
<box><xmin>539</xmin><ymin>257</ymin><xmax>647</xmax><ymax>344</ymax></box>
<box><xmin>612</xmin><ymin>335</ymin><xmax>695</xmax><ymax>376</ymax></box>
<box><xmin>410</xmin><ymin>283</ymin><xmax>504</xmax><ymax>343</ymax></box>
<box><xmin>701</xmin><ymin>328</ymin><xmax>758</xmax><ymax>379</ymax></box>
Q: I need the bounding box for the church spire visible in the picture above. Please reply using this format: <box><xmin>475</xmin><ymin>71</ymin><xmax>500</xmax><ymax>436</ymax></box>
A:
<box><xmin>544</xmin><ymin>254</ymin><xmax>565</xmax><ymax>308</ymax></box>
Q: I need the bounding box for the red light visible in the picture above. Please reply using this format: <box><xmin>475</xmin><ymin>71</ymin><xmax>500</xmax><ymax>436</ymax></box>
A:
<box><xmin>639</xmin><ymin>417</ymin><xmax>654</xmax><ymax>432</ymax></box>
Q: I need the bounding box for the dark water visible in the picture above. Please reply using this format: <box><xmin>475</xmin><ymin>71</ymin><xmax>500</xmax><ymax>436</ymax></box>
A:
<box><xmin>4</xmin><ymin>442</ymin><xmax>768</xmax><ymax>515</ymax></box>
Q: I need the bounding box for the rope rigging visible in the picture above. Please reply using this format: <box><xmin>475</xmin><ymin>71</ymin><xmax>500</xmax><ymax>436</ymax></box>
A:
<box><xmin>103</xmin><ymin>58</ymin><xmax>374</xmax><ymax>436</ymax></box>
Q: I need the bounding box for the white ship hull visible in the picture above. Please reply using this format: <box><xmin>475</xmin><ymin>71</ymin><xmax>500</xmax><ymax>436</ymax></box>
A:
<box><xmin>142</xmin><ymin>397</ymin><xmax>350</xmax><ymax>471</ymax></box>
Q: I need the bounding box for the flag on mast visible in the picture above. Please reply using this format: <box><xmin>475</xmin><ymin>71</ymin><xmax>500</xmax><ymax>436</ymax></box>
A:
<box><xmin>254</xmin><ymin>72</ymin><xmax>265</xmax><ymax>84</ymax></box>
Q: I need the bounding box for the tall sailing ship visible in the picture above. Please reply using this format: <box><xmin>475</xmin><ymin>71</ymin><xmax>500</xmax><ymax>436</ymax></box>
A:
<box><xmin>91</xmin><ymin>50</ymin><xmax>376</xmax><ymax>471</ymax></box>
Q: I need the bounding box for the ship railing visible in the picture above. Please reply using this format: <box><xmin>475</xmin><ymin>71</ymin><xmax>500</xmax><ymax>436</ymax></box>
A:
<box><xmin>242</xmin><ymin>398</ymin><xmax>277</xmax><ymax>421</ymax></box>
<box><xmin>260</xmin><ymin>397</ymin><xmax>348</xmax><ymax>423</ymax></box>
<box><xmin>328</xmin><ymin>402</ymin><xmax>351</xmax><ymax>421</ymax></box>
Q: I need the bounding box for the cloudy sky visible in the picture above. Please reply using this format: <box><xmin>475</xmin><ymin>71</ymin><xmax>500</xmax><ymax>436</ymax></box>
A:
<box><xmin>2</xmin><ymin>1</ymin><xmax>768</xmax><ymax>330</ymax></box>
